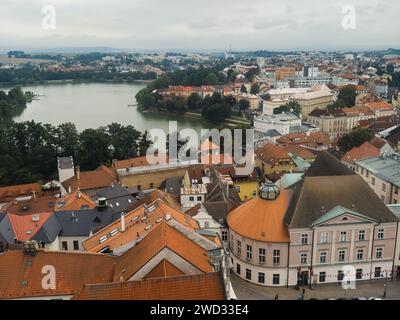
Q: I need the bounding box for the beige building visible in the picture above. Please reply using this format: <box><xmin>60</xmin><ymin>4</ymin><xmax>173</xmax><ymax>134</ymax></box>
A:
<box><xmin>290</xmin><ymin>85</ymin><xmax>334</xmax><ymax>117</ymax></box>
<box><xmin>307</xmin><ymin>108</ymin><xmax>348</xmax><ymax>140</ymax></box>
<box><xmin>342</xmin><ymin>107</ymin><xmax>376</xmax><ymax>130</ymax></box>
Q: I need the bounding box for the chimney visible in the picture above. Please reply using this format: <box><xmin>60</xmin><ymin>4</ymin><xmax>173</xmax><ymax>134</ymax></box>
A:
<box><xmin>121</xmin><ymin>213</ymin><xmax>126</xmax><ymax>232</ymax></box>
<box><xmin>77</xmin><ymin>189</ymin><xmax>81</xmax><ymax>199</ymax></box>
<box><xmin>165</xmin><ymin>213</ymin><xmax>171</xmax><ymax>221</ymax></box>
<box><xmin>75</xmin><ymin>166</ymin><xmax>80</xmax><ymax>181</ymax></box>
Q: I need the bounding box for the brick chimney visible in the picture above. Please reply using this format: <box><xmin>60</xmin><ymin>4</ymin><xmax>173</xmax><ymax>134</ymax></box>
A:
<box><xmin>75</xmin><ymin>166</ymin><xmax>80</xmax><ymax>181</ymax></box>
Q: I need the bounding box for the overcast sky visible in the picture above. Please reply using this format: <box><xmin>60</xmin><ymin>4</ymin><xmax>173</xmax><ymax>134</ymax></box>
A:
<box><xmin>0</xmin><ymin>0</ymin><xmax>399</xmax><ymax>51</ymax></box>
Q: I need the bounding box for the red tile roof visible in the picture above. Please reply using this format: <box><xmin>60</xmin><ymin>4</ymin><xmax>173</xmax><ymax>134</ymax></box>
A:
<box><xmin>55</xmin><ymin>190</ymin><xmax>96</xmax><ymax>211</ymax></box>
<box><xmin>62</xmin><ymin>165</ymin><xmax>117</xmax><ymax>193</ymax></box>
<box><xmin>82</xmin><ymin>199</ymin><xmax>199</xmax><ymax>253</ymax></box>
<box><xmin>74</xmin><ymin>273</ymin><xmax>225</xmax><ymax>300</ymax></box>
<box><xmin>0</xmin><ymin>183</ymin><xmax>41</xmax><ymax>201</ymax></box>
<box><xmin>8</xmin><ymin>212</ymin><xmax>53</xmax><ymax>242</ymax></box>
<box><xmin>256</xmin><ymin>144</ymin><xmax>291</xmax><ymax>166</ymax></box>
<box><xmin>0</xmin><ymin>250</ymin><xmax>117</xmax><ymax>299</ymax></box>
<box><xmin>341</xmin><ymin>142</ymin><xmax>380</xmax><ymax>165</ymax></box>
<box><xmin>113</xmin><ymin>221</ymin><xmax>214</xmax><ymax>281</ymax></box>
<box><xmin>227</xmin><ymin>190</ymin><xmax>293</xmax><ymax>242</ymax></box>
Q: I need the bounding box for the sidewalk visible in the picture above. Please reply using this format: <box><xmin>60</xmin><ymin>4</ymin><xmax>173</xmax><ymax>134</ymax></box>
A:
<box><xmin>231</xmin><ymin>273</ymin><xmax>400</xmax><ymax>300</ymax></box>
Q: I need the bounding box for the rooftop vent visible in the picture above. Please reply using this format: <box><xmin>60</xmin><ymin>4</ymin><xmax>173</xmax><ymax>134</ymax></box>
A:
<box><xmin>97</xmin><ymin>197</ymin><xmax>108</xmax><ymax>208</ymax></box>
<box><xmin>32</xmin><ymin>215</ymin><xmax>40</xmax><ymax>222</ymax></box>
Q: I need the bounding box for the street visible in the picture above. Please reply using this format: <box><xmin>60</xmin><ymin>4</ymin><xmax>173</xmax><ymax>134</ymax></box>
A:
<box><xmin>231</xmin><ymin>273</ymin><xmax>400</xmax><ymax>300</ymax></box>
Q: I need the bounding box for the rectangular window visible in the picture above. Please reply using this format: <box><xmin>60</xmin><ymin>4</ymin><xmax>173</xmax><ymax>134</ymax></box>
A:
<box><xmin>358</xmin><ymin>230</ymin><xmax>365</xmax><ymax>241</ymax></box>
<box><xmin>258</xmin><ymin>272</ymin><xmax>265</xmax><ymax>284</ymax></box>
<box><xmin>320</xmin><ymin>232</ymin><xmax>328</xmax><ymax>244</ymax></box>
<box><xmin>337</xmin><ymin>270</ymin><xmax>344</xmax><ymax>281</ymax></box>
<box><xmin>374</xmin><ymin>267</ymin><xmax>382</xmax><ymax>278</ymax></box>
<box><xmin>376</xmin><ymin>248</ymin><xmax>383</xmax><ymax>259</ymax></box>
<box><xmin>259</xmin><ymin>248</ymin><xmax>266</xmax><ymax>264</ymax></box>
<box><xmin>319</xmin><ymin>272</ymin><xmax>326</xmax><ymax>283</ymax></box>
<box><xmin>301</xmin><ymin>234</ymin><xmax>309</xmax><ymax>245</ymax></box>
<box><xmin>338</xmin><ymin>250</ymin><xmax>346</xmax><ymax>262</ymax></box>
<box><xmin>236</xmin><ymin>263</ymin><xmax>241</xmax><ymax>275</ymax></box>
<box><xmin>273</xmin><ymin>274</ymin><xmax>280</xmax><ymax>285</ymax></box>
<box><xmin>320</xmin><ymin>251</ymin><xmax>327</xmax><ymax>264</ymax></box>
<box><xmin>221</xmin><ymin>230</ymin><xmax>228</xmax><ymax>242</ymax></box>
<box><xmin>273</xmin><ymin>250</ymin><xmax>280</xmax><ymax>265</ymax></box>
<box><xmin>340</xmin><ymin>232</ymin><xmax>347</xmax><ymax>242</ymax></box>
<box><xmin>62</xmin><ymin>241</ymin><xmax>68</xmax><ymax>251</ymax></box>
<box><xmin>246</xmin><ymin>269</ymin><xmax>252</xmax><ymax>281</ymax></box>
<box><xmin>356</xmin><ymin>269</ymin><xmax>363</xmax><ymax>280</ymax></box>
<box><xmin>237</xmin><ymin>240</ymin><xmax>241</xmax><ymax>256</ymax></box>
<box><xmin>189</xmin><ymin>196</ymin><xmax>194</xmax><ymax>201</ymax></box>
<box><xmin>197</xmin><ymin>196</ymin><xmax>202</xmax><ymax>201</ymax></box>
<box><xmin>204</xmin><ymin>221</ymin><xmax>209</xmax><ymax>228</ymax></box>
<box><xmin>378</xmin><ymin>229</ymin><xmax>384</xmax><ymax>240</ymax></box>
<box><xmin>73</xmin><ymin>240</ymin><xmax>79</xmax><ymax>251</ymax></box>
<box><xmin>357</xmin><ymin>249</ymin><xmax>364</xmax><ymax>261</ymax></box>
<box><xmin>300</xmin><ymin>253</ymin><xmax>308</xmax><ymax>265</ymax></box>
<box><xmin>246</xmin><ymin>245</ymin><xmax>253</xmax><ymax>260</ymax></box>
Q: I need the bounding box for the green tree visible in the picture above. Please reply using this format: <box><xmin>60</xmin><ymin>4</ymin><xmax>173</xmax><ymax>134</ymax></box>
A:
<box><xmin>55</xmin><ymin>122</ymin><xmax>79</xmax><ymax>158</ymax></box>
<box><xmin>338</xmin><ymin>85</ymin><xmax>357</xmax><ymax>107</ymax></box>
<box><xmin>338</xmin><ymin>128</ymin><xmax>374</xmax><ymax>152</ymax></box>
<box><xmin>107</xmin><ymin>123</ymin><xmax>141</xmax><ymax>160</ymax></box>
<box><xmin>327</xmin><ymin>100</ymin><xmax>346</xmax><ymax>110</ymax></box>
<box><xmin>238</xmin><ymin>99</ymin><xmax>250</xmax><ymax>111</ymax></box>
<box><xmin>273</xmin><ymin>101</ymin><xmax>301</xmax><ymax>115</ymax></box>
<box><xmin>77</xmin><ymin>128</ymin><xmax>112</xmax><ymax>170</ymax></box>
<box><xmin>187</xmin><ymin>93</ymin><xmax>202</xmax><ymax>110</ymax></box>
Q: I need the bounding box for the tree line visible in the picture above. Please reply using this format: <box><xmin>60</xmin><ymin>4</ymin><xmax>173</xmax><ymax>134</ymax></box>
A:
<box><xmin>0</xmin><ymin>121</ymin><xmax>151</xmax><ymax>187</ymax></box>
<box><xmin>0</xmin><ymin>66</ymin><xmax>157</xmax><ymax>85</ymax></box>
<box><xmin>0</xmin><ymin>87</ymin><xmax>31</xmax><ymax>123</ymax></box>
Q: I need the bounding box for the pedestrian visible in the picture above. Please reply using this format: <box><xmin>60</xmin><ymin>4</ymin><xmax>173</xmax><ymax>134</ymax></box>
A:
<box><xmin>274</xmin><ymin>294</ymin><xmax>279</xmax><ymax>300</ymax></box>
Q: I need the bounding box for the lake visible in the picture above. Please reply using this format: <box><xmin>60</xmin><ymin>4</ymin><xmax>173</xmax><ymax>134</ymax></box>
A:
<box><xmin>6</xmin><ymin>82</ymin><xmax>215</xmax><ymax>137</ymax></box>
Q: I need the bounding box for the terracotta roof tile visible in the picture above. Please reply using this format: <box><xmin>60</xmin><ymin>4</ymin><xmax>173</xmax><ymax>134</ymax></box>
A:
<box><xmin>74</xmin><ymin>273</ymin><xmax>225</xmax><ymax>300</ymax></box>
<box><xmin>256</xmin><ymin>144</ymin><xmax>291</xmax><ymax>166</ymax></box>
<box><xmin>0</xmin><ymin>183</ymin><xmax>41</xmax><ymax>201</ymax></box>
<box><xmin>83</xmin><ymin>199</ymin><xmax>198</xmax><ymax>253</ymax></box>
<box><xmin>341</xmin><ymin>142</ymin><xmax>380</xmax><ymax>165</ymax></box>
<box><xmin>8</xmin><ymin>212</ymin><xmax>53</xmax><ymax>242</ymax></box>
<box><xmin>0</xmin><ymin>250</ymin><xmax>116</xmax><ymax>299</ymax></box>
<box><xmin>55</xmin><ymin>190</ymin><xmax>96</xmax><ymax>211</ymax></box>
<box><xmin>62</xmin><ymin>165</ymin><xmax>117</xmax><ymax>193</ymax></box>
<box><xmin>227</xmin><ymin>190</ymin><xmax>292</xmax><ymax>243</ymax></box>
<box><xmin>113</xmin><ymin>222</ymin><xmax>213</xmax><ymax>281</ymax></box>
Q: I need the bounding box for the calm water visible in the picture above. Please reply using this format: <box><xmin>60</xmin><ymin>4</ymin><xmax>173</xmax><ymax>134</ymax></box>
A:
<box><xmin>7</xmin><ymin>82</ymin><xmax>214</xmax><ymax>135</ymax></box>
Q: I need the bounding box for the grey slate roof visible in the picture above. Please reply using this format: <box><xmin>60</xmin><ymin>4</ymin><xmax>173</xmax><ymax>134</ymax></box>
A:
<box><xmin>92</xmin><ymin>185</ymin><xmax>138</xmax><ymax>214</ymax></box>
<box><xmin>56</xmin><ymin>207</ymin><xmax>119</xmax><ymax>237</ymax></box>
<box><xmin>285</xmin><ymin>152</ymin><xmax>398</xmax><ymax>229</ymax></box>
<box><xmin>31</xmin><ymin>214</ymin><xmax>62</xmax><ymax>243</ymax></box>
<box><xmin>57</xmin><ymin>156</ymin><xmax>74</xmax><ymax>170</ymax></box>
<box><xmin>304</xmin><ymin>151</ymin><xmax>356</xmax><ymax>177</ymax></box>
<box><xmin>164</xmin><ymin>176</ymin><xmax>183</xmax><ymax>196</ymax></box>
<box><xmin>0</xmin><ymin>214</ymin><xmax>16</xmax><ymax>244</ymax></box>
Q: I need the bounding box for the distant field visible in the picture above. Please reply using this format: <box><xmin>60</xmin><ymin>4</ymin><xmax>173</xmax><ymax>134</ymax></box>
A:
<box><xmin>0</xmin><ymin>55</ymin><xmax>54</xmax><ymax>64</ymax></box>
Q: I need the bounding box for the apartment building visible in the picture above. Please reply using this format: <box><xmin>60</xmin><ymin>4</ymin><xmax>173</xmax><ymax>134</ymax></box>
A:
<box><xmin>228</xmin><ymin>152</ymin><xmax>398</xmax><ymax>287</ymax></box>
<box><xmin>307</xmin><ymin>108</ymin><xmax>348</xmax><ymax>140</ymax></box>
<box><xmin>354</xmin><ymin>155</ymin><xmax>400</xmax><ymax>205</ymax></box>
